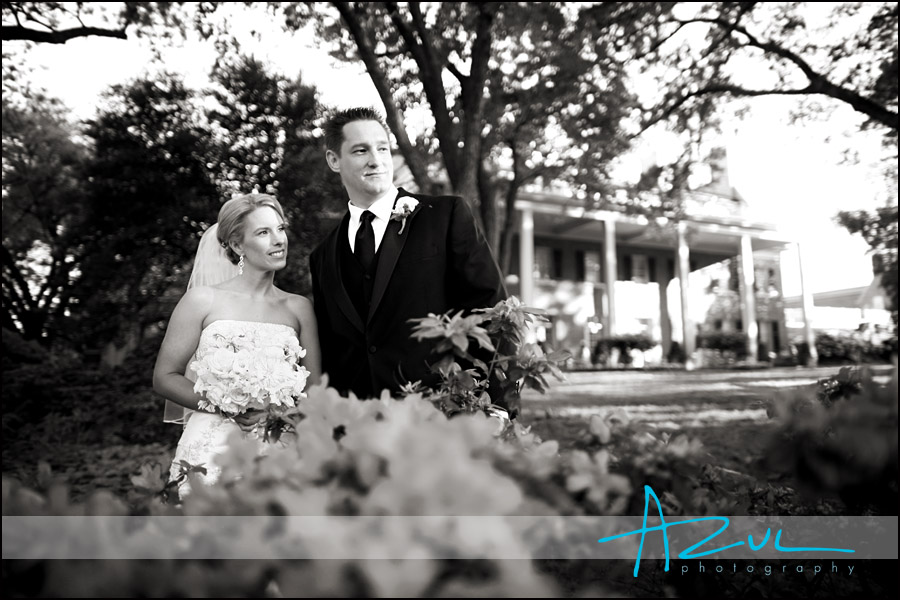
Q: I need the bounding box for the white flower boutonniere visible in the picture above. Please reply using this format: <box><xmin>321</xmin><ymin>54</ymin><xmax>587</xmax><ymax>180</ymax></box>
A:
<box><xmin>390</xmin><ymin>197</ymin><xmax>419</xmax><ymax>234</ymax></box>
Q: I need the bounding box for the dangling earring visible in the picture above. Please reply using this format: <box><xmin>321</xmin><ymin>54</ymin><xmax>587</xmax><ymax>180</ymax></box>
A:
<box><xmin>238</xmin><ymin>255</ymin><xmax>244</xmax><ymax>276</ymax></box>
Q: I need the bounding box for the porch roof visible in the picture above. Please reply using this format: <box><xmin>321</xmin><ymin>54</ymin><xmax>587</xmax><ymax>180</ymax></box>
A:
<box><xmin>515</xmin><ymin>191</ymin><xmax>793</xmax><ymax>257</ymax></box>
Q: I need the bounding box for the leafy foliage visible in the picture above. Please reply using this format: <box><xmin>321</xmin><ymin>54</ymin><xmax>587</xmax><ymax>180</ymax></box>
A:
<box><xmin>814</xmin><ymin>331</ymin><xmax>895</xmax><ymax>365</ymax></box>
<box><xmin>69</xmin><ymin>73</ymin><xmax>221</xmax><ymax>349</ymax></box>
<box><xmin>837</xmin><ymin>203</ymin><xmax>899</xmax><ymax>329</ymax></box>
<box><xmin>3</xmin><ymin>56</ymin><xmax>339</xmax><ymax>353</ymax></box>
<box><xmin>1</xmin><ymin>2</ymin><xmax>194</xmax><ymax>44</ymax></box>
<box><xmin>609</xmin><ymin>2</ymin><xmax>898</xmax><ymax>135</ymax></box>
<box><xmin>591</xmin><ymin>334</ymin><xmax>656</xmax><ymax>365</ymax></box>
<box><xmin>205</xmin><ymin>54</ymin><xmax>345</xmax><ymax>295</ymax></box>
<box><xmin>276</xmin><ymin>2</ymin><xmax>645</xmax><ymax>264</ymax></box>
<box><xmin>408</xmin><ymin>296</ymin><xmax>570</xmax><ymax>418</ymax></box>
<box><xmin>2</xmin><ymin>90</ymin><xmax>90</xmax><ymax>343</ymax></box>
<box><xmin>766</xmin><ymin>365</ymin><xmax>899</xmax><ymax>513</ymax></box>
<box><xmin>697</xmin><ymin>331</ymin><xmax>749</xmax><ymax>359</ymax></box>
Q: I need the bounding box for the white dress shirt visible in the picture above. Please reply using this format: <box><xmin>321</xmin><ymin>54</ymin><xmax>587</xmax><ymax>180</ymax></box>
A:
<box><xmin>347</xmin><ymin>185</ymin><xmax>399</xmax><ymax>254</ymax></box>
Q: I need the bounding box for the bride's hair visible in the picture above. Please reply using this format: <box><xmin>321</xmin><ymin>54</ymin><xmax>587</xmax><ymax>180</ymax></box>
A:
<box><xmin>217</xmin><ymin>193</ymin><xmax>287</xmax><ymax>265</ymax></box>
<box><xmin>167</xmin><ymin>192</ymin><xmax>288</xmax><ymax>424</ymax></box>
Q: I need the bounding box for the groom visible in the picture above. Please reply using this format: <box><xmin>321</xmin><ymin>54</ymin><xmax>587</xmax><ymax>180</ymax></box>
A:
<box><xmin>309</xmin><ymin>107</ymin><xmax>507</xmax><ymax>403</ymax></box>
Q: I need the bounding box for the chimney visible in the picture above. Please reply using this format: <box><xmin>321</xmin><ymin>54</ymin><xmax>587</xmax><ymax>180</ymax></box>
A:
<box><xmin>708</xmin><ymin>147</ymin><xmax>730</xmax><ymax>191</ymax></box>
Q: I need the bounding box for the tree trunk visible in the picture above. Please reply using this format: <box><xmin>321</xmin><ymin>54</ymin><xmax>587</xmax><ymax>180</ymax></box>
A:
<box><xmin>332</xmin><ymin>2</ymin><xmax>434</xmax><ymax>193</ymax></box>
<box><xmin>498</xmin><ymin>179</ymin><xmax>522</xmax><ymax>276</ymax></box>
<box><xmin>455</xmin><ymin>3</ymin><xmax>498</xmax><ymax>237</ymax></box>
<box><xmin>477</xmin><ymin>162</ymin><xmax>499</xmax><ymax>254</ymax></box>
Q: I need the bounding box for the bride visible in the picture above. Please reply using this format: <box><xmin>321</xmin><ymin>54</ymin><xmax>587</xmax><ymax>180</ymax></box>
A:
<box><xmin>153</xmin><ymin>193</ymin><xmax>321</xmax><ymax>498</ymax></box>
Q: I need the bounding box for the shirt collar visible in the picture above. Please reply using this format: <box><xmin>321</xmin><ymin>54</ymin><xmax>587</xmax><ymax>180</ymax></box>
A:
<box><xmin>348</xmin><ymin>185</ymin><xmax>398</xmax><ymax>223</ymax></box>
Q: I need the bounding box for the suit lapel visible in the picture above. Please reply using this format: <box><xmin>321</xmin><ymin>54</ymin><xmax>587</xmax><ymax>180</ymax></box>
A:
<box><xmin>368</xmin><ymin>190</ymin><xmax>422</xmax><ymax>322</ymax></box>
<box><xmin>328</xmin><ymin>214</ymin><xmax>365</xmax><ymax>332</ymax></box>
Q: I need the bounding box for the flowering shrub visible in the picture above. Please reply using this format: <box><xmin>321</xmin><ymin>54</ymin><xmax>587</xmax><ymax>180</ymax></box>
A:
<box><xmin>408</xmin><ymin>296</ymin><xmax>570</xmax><ymax>418</ymax></box>
<box><xmin>4</xmin><ymin>384</ymin><xmax>635</xmax><ymax>597</ymax></box>
<box><xmin>766</xmin><ymin>365</ymin><xmax>899</xmax><ymax>513</ymax></box>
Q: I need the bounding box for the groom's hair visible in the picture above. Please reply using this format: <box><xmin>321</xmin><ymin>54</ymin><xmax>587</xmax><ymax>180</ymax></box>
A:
<box><xmin>324</xmin><ymin>107</ymin><xmax>389</xmax><ymax>155</ymax></box>
<box><xmin>217</xmin><ymin>193</ymin><xmax>286</xmax><ymax>264</ymax></box>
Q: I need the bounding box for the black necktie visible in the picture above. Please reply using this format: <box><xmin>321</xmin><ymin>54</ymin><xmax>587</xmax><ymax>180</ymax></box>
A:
<box><xmin>355</xmin><ymin>210</ymin><xmax>376</xmax><ymax>271</ymax></box>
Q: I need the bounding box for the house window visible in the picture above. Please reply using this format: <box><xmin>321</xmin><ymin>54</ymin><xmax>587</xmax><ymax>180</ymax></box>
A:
<box><xmin>534</xmin><ymin>246</ymin><xmax>563</xmax><ymax>280</ymax></box>
<box><xmin>729</xmin><ymin>260</ymin><xmax>740</xmax><ymax>292</ymax></box>
<box><xmin>632</xmin><ymin>254</ymin><xmax>649</xmax><ymax>283</ymax></box>
<box><xmin>552</xmin><ymin>249</ymin><xmax>564</xmax><ymax>279</ymax></box>
<box><xmin>584</xmin><ymin>251</ymin><xmax>601</xmax><ymax>283</ymax></box>
<box><xmin>534</xmin><ymin>246</ymin><xmax>552</xmax><ymax>280</ymax></box>
<box><xmin>576</xmin><ymin>250</ymin><xmax>586</xmax><ymax>281</ymax></box>
<box><xmin>620</xmin><ymin>255</ymin><xmax>631</xmax><ymax>281</ymax></box>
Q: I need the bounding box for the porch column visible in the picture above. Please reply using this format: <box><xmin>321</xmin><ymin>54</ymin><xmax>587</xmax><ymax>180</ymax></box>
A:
<box><xmin>796</xmin><ymin>242</ymin><xmax>819</xmax><ymax>366</ymax></box>
<box><xmin>740</xmin><ymin>235</ymin><xmax>759</xmax><ymax>363</ymax></box>
<box><xmin>677</xmin><ymin>221</ymin><xmax>695</xmax><ymax>366</ymax></box>
<box><xmin>603</xmin><ymin>217</ymin><xmax>617</xmax><ymax>337</ymax></box>
<box><xmin>519</xmin><ymin>206</ymin><xmax>535</xmax><ymax>306</ymax></box>
<box><xmin>773</xmin><ymin>249</ymin><xmax>789</xmax><ymax>353</ymax></box>
<box><xmin>656</xmin><ymin>256</ymin><xmax>672</xmax><ymax>357</ymax></box>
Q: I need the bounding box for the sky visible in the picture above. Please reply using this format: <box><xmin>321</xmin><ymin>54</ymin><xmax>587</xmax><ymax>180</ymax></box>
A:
<box><xmin>10</xmin><ymin>5</ymin><xmax>890</xmax><ymax>296</ymax></box>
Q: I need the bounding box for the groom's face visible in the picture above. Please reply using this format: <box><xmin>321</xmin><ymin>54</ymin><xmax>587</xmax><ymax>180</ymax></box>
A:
<box><xmin>326</xmin><ymin>120</ymin><xmax>393</xmax><ymax>207</ymax></box>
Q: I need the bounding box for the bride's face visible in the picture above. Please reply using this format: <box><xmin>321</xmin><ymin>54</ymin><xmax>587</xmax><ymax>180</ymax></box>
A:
<box><xmin>234</xmin><ymin>206</ymin><xmax>288</xmax><ymax>272</ymax></box>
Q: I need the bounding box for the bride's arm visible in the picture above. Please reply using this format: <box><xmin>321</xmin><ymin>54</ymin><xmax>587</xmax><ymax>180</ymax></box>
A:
<box><xmin>293</xmin><ymin>295</ymin><xmax>322</xmax><ymax>385</ymax></box>
<box><xmin>153</xmin><ymin>287</ymin><xmax>213</xmax><ymax>410</ymax></box>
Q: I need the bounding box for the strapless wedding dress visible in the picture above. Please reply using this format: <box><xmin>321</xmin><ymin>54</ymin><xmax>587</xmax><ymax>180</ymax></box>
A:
<box><xmin>169</xmin><ymin>319</ymin><xmax>301</xmax><ymax>499</ymax></box>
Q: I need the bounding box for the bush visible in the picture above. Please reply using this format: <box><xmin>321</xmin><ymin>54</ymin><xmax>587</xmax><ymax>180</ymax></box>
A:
<box><xmin>3</xmin><ymin>387</ymin><xmax>635</xmax><ymax>596</ymax></box>
<box><xmin>766</xmin><ymin>366</ymin><xmax>899</xmax><ymax>513</ymax></box>
<box><xmin>666</xmin><ymin>341</ymin><xmax>686</xmax><ymax>364</ymax></box>
<box><xmin>3</xmin><ymin>336</ymin><xmax>171</xmax><ymax>446</ymax></box>
<box><xmin>815</xmin><ymin>332</ymin><xmax>863</xmax><ymax>363</ymax></box>
<box><xmin>592</xmin><ymin>334</ymin><xmax>655</xmax><ymax>365</ymax></box>
<box><xmin>814</xmin><ymin>332</ymin><xmax>894</xmax><ymax>364</ymax></box>
<box><xmin>696</xmin><ymin>332</ymin><xmax>748</xmax><ymax>358</ymax></box>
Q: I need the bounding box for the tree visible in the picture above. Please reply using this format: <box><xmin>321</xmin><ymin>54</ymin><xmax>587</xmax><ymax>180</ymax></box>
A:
<box><xmin>613</xmin><ymin>2</ymin><xmax>898</xmax><ymax>138</ymax></box>
<box><xmin>1</xmin><ymin>93</ymin><xmax>90</xmax><ymax>343</ymax></box>
<box><xmin>480</xmin><ymin>4</ymin><xmax>634</xmax><ymax>271</ymax></box>
<box><xmin>837</xmin><ymin>202</ymin><xmax>899</xmax><ymax>329</ymax></box>
<box><xmin>70</xmin><ymin>72</ymin><xmax>222</xmax><ymax>349</ymax></box>
<box><xmin>1</xmin><ymin>2</ymin><xmax>192</xmax><ymax>44</ymax></box>
<box><xmin>206</xmin><ymin>55</ymin><xmax>345</xmax><ymax>294</ymax></box>
<box><xmin>272</xmin><ymin>2</ymin><xmax>642</xmax><ymax>268</ymax></box>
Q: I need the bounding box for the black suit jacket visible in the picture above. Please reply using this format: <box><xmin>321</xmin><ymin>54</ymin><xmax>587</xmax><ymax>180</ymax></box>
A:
<box><xmin>309</xmin><ymin>189</ymin><xmax>506</xmax><ymax>400</ymax></box>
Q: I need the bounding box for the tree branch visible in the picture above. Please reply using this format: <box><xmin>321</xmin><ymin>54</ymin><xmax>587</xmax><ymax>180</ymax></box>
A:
<box><xmin>330</xmin><ymin>2</ymin><xmax>433</xmax><ymax>192</ymax></box>
<box><xmin>456</xmin><ymin>3</ymin><xmax>498</xmax><ymax>211</ymax></box>
<box><xmin>383</xmin><ymin>1</ymin><xmax>462</xmax><ymax>183</ymax></box>
<box><xmin>1</xmin><ymin>25</ymin><xmax>127</xmax><ymax>43</ymax></box>
<box><xmin>1</xmin><ymin>244</ymin><xmax>38</xmax><ymax>313</ymax></box>
<box><xmin>672</xmin><ymin>15</ymin><xmax>899</xmax><ymax>131</ymax></box>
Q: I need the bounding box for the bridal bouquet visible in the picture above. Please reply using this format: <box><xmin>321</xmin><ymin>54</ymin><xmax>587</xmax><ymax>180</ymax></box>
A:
<box><xmin>190</xmin><ymin>332</ymin><xmax>310</xmax><ymax>441</ymax></box>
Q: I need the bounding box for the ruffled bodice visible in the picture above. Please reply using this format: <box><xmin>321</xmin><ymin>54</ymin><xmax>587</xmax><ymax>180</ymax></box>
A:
<box><xmin>193</xmin><ymin>319</ymin><xmax>300</xmax><ymax>363</ymax></box>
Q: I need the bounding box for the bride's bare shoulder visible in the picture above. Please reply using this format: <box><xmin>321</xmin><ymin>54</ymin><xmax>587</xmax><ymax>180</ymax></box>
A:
<box><xmin>285</xmin><ymin>292</ymin><xmax>313</xmax><ymax>308</ymax></box>
<box><xmin>182</xmin><ymin>284</ymin><xmax>218</xmax><ymax>302</ymax></box>
<box><xmin>280</xmin><ymin>291</ymin><xmax>314</xmax><ymax>316</ymax></box>
<box><xmin>175</xmin><ymin>285</ymin><xmax>217</xmax><ymax>315</ymax></box>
